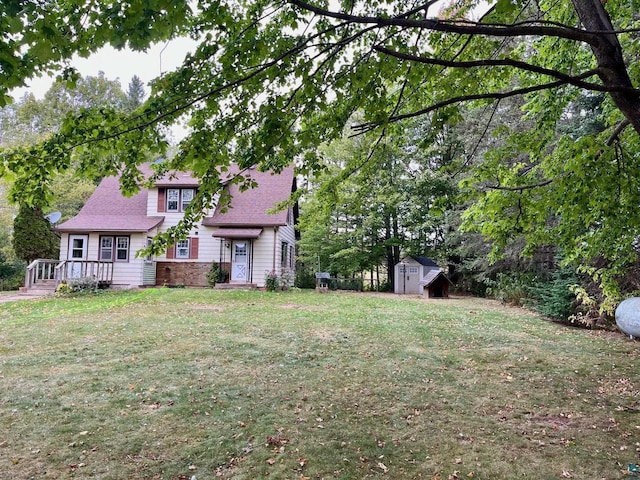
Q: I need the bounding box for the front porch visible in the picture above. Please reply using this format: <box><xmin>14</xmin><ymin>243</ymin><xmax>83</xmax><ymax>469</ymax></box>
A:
<box><xmin>23</xmin><ymin>259</ymin><xmax>114</xmax><ymax>294</ymax></box>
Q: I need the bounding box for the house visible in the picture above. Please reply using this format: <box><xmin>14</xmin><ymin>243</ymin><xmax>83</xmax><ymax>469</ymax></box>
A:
<box><xmin>40</xmin><ymin>163</ymin><xmax>297</xmax><ymax>290</ymax></box>
<box><xmin>394</xmin><ymin>255</ymin><xmax>452</xmax><ymax>298</ymax></box>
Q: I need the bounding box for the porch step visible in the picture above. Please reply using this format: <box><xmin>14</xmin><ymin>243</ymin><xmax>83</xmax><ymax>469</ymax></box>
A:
<box><xmin>214</xmin><ymin>283</ymin><xmax>258</xmax><ymax>290</ymax></box>
<box><xmin>20</xmin><ymin>280</ymin><xmax>58</xmax><ymax>296</ymax></box>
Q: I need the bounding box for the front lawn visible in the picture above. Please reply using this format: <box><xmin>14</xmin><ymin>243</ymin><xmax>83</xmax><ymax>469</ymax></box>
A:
<box><xmin>0</xmin><ymin>289</ymin><xmax>638</xmax><ymax>479</ymax></box>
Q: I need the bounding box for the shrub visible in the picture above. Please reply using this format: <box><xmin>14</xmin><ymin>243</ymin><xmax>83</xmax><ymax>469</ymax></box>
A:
<box><xmin>280</xmin><ymin>268</ymin><xmax>294</xmax><ymax>291</ymax></box>
<box><xmin>12</xmin><ymin>205</ymin><xmax>59</xmax><ymax>263</ymax></box>
<box><xmin>207</xmin><ymin>261</ymin><xmax>221</xmax><ymax>287</ymax></box>
<box><xmin>527</xmin><ymin>267</ymin><xmax>579</xmax><ymax>322</ymax></box>
<box><xmin>294</xmin><ymin>268</ymin><xmax>316</xmax><ymax>289</ymax></box>
<box><xmin>56</xmin><ymin>277</ymin><xmax>100</xmax><ymax>296</ymax></box>
<box><xmin>265</xmin><ymin>270</ymin><xmax>279</xmax><ymax>292</ymax></box>
<box><xmin>485</xmin><ymin>272</ymin><xmax>535</xmax><ymax>306</ymax></box>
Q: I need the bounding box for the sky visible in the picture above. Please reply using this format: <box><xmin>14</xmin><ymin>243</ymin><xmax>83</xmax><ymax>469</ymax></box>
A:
<box><xmin>10</xmin><ymin>37</ymin><xmax>198</xmax><ymax>142</ymax></box>
<box><xmin>11</xmin><ymin>37</ymin><xmax>197</xmax><ymax>100</ymax></box>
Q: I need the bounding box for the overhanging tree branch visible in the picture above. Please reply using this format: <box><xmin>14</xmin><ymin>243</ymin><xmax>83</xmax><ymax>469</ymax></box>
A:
<box><xmin>352</xmin><ymin>72</ymin><xmax>599</xmax><ymax>134</ymax></box>
<box><xmin>373</xmin><ymin>45</ymin><xmax>637</xmax><ymax>95</ymax></box>
<box><xmin>484</xmin><ymin>179</ymin><xmax>553</xmax><ymax>191</ymax></box>
<box><xmin>288</xmin><ymin>0</ymin><xmax>600</xmax><ymax>44</ymax></box>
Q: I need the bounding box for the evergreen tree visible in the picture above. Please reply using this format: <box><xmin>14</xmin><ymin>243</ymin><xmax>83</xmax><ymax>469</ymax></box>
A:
<box><xmin>12</xmin><ymin>205</ymin><xmax>59</xmax><ymax>263</ymax></box>
<box><xmin>125</xmin><ymin>75</ymin><xmax>146</xmax><ymax>112</ymax></box>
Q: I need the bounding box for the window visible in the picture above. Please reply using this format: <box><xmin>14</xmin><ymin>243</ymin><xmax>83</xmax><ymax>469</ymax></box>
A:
<box><xmin>166</xmin><ymin>237</ymin><xmax>199</xmax><ymax>260</ymax></box>
<box><xmin>99</xmin><ymin>236</ymin><xmax>129</xmax><ymax>262</ymax></box>
<box><xmin>70</xmin><ymin>237</ymin><xmax>86</xmax><ymax>259</ymax></box>
<box><xmin>409</xmin><ymin>267</ymin><xmax>419</xmax><ymax>274</ymax></box>
<box><xmin>167</xmin><ymin>189</ymin><xmax>180</xmax><ymax>211</ymax></box>
<box><xmin>176</xmin><ymin>239</ymin><xmax>190</xmax><ymax>259</ymax></box>
<box><xmin>100</xmin><ymin>237</ymin><xmax>113</xmax><ymax>261</ymax></box>
<box><xmin>145</xmin><ymin>237</ymin><xmax>153</xmax><ymax>263</ymax></box>
<box><xmin>116</xmin><ymin>237</ymin><xmax>129</xmax><ymax>261</ymax></box>
<box><xmin>281</xmin><ymin>242</ymin><xmax>288</xmax><ymax>268</ymax></box>
<box><xmin>164</xmin><ymin>188</ymin><xmax>196</xmax><ymax>212</ymax></box>
<box><xmin>181</xmin><ymin>189</ymin><xmax>194</xmax><ymax>211</ymax></box>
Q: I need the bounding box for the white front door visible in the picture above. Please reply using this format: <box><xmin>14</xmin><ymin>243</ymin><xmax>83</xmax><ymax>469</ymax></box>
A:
<box><xmin>231</xmin><ymin>241</ymin><xmax>249</xmax><ymax>283</ymax></box>
<box><xmin>67</xmin><ymin>235</ymin><xmax>88</xmax><ymax>278</ymax></box>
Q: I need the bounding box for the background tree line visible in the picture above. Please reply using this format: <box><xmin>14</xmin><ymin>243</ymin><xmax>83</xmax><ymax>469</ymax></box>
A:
<box><xmin>0</xmin><ymin>74</ymin><xmax>146</xmax><ymax>288</ymax></box>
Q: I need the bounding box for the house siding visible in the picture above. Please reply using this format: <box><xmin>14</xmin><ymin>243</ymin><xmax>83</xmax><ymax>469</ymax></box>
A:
<box><xmin>251</xmin><ymin>228</ymin><xmax>278</xmax><ymax>287</ymax></box>
<box><xmin>278</xmin><ymin>221</ymin><xmax>296</xmax><ymax>272</ymax></box>
<box><xmin>60</xmin><ymin>232</ymin><xmax>149</xmax><ymax>288</ymax></box>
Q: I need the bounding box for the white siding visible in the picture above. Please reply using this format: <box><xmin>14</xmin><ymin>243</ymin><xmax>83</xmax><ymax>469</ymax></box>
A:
<box><xmin>150</xmin><ymin>189</ymin><xmax>219</xmax><ymax>264</ymax></box>
<box><xmin>60</xmin><ymin>232</ymin><xmax>150</xmax><ymax>288</ymax></box>
<box><xmin>250</xmin><ymin>228</ymin><xmax>278</xmax><ymax>286</ymax></box>
<box><xmin>59</xmin><ymin>233</ymin><xmax>69</xmax><ymax>261</ymax></box>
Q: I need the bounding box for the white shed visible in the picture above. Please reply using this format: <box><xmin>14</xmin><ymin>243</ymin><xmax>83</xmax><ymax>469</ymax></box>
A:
<box><xmin>394</xmin><ymin>256</ymin><xmax>441</xmax><ymax>294</ymax></box>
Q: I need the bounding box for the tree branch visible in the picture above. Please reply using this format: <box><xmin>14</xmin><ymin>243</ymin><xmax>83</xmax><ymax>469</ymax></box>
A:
<box><xmin>352</xmin><ymin>72</ymin><xmax>599</xmax><ymax>134</ymax></box>
<box><xmin>606</xmin><ymin>119</ymin><xmax>630</xmax><ymax>146</ymax></box>
<box><xmin>484</xmin><ymin>179</ymin><xmax>553</xmax><ymax>191</ymax></box>
<box><xmin>374</xmin><ymin>46</ymin><xmax>637</xmax><ymax>94</ymax></box>
<box><xmin>288</xmin><ymin>0</ymin><xmax>600</xmax><ymax>44</ymax></box>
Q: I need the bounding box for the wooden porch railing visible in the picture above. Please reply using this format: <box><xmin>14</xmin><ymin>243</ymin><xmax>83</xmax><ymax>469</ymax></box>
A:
<box><xmin>55</xmin><ymin>260</ymin><xmax>114</xmax><ymax>285</ymax></box>
<box><xmin>24</xmin><ymin>259</ymin><xmax>59</xmax><ymax>289</ymax></box>
<box><xmin>24</xmin><ymin>259</ymin><xmax>114</xmax><ymax>290</ymax></box>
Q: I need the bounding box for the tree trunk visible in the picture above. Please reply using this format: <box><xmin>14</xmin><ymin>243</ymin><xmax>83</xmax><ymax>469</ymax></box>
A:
<box><xmin>571</xmin><ymin>0</ymin><xmax>640</xmax><ymax>134</ymax></box>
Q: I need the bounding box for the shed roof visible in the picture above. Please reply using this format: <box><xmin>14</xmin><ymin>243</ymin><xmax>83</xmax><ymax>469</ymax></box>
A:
<box><xmin>413</xmin><ymin>256</ymin><xmax>440</xmax><ymax>267</ymax></box>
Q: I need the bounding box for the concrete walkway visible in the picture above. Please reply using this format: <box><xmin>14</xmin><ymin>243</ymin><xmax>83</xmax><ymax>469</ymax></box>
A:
<box><xmin>0</xmin><ymin>292</ymin><xmax>49</xmax><ymax>304</ymax></box>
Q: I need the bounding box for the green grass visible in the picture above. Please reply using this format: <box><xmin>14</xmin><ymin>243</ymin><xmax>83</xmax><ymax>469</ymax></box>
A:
<box><xmin>0</xmin><ymin>289</ymin><xmax>639</xmax><ymax>479</ymax></box>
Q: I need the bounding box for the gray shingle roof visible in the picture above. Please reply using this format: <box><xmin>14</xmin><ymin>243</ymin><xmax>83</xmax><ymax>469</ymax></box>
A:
<box><xmin>419</xmin><ymin>270</ymin><xmax>453</xmax><ymax>287</ymax></box>
<box><xmin>413</xmin><ymin>256</ymin><xmax>440</xmax><ymax>267</ymax></box>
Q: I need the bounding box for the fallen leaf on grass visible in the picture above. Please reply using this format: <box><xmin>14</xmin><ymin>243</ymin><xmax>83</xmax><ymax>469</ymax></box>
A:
<box><xmin>266</xmin><ymin>458</ymin><xmax>276</xmax><ymax>465</ymax></box>
<box><xmin>377</xmin><ymin>462</ymin><xmax>389</xmax><ymax>473</ymax></box>
<box><xmin>299</xmin><ymin>458</ymin><xmax>306</xmax><ymax>467</ymax></box>
<box><xmin>561</xmin><ymin>471</ymin><xmax>572</xmax><ymax>478</ymax></box>
<box><xmin>266</xmin><ymin>435</ymin><xmax>288</xmax><ymax>447</ymax></box>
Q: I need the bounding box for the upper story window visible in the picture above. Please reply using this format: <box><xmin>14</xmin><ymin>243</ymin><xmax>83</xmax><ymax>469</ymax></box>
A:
<box><xmin>159</xmin><ymin>188</ymin><xmax>197</xmax><ymax>213</ymax></box>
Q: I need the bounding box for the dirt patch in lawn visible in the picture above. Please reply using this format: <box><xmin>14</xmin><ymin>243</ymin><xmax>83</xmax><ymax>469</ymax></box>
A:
<box><xmin>190</xmin><ymin>305</ymin><xmax>226</xmax><ymax>312</ymax></box>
